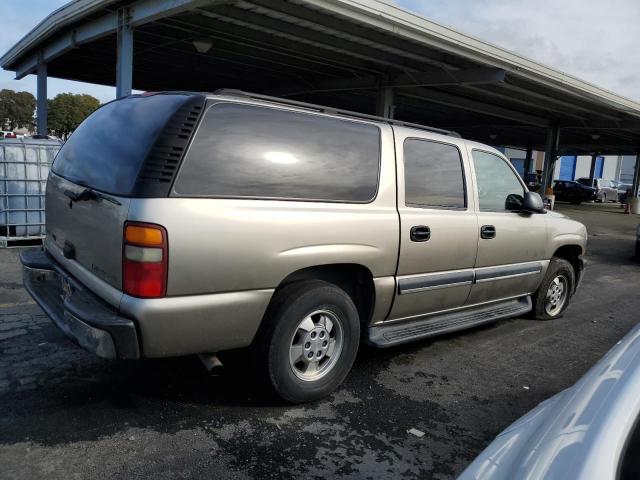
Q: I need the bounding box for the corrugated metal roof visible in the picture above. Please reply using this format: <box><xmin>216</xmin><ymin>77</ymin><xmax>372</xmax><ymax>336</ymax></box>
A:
<box><xmin>1</xmin><ymin>0</ymin><xmax>639</xmax><ymax>153</ymax></box>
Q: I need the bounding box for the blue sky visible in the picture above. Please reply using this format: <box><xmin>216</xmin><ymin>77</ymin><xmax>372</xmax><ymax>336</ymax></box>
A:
<box><xmin>1</xmin><ymin>0</ymin><xmax>639</xmax><ymax>104</ymax></box>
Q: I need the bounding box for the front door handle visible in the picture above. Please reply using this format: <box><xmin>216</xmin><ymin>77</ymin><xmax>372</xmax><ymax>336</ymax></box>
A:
<box><xmin>480</xmin><ymin>225</ymin><xmax>496</xmax><ymax>239</ymax></box>
<box><xmin>410</xmin><ymin>225</ymin><xmax>431</xmax><ymax>242</ymax></box>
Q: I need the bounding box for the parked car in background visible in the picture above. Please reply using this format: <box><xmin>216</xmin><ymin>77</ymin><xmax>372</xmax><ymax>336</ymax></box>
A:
<box><xmin>577</xmin><ymin>177</ymin><xmax>618</xmax><ymax>202</ymax></box>
<box><xmin>21</xmin><ymin>90</ymin><xmax>587</xmax><ymax>403</ymax></box>
<box><xmin>553</xmin><ymin>180</ymin><xmax>598</xmax><ymax>204</ymax></box>
<box><xmin>459</xmin><ymin>321</ymin><xmax>640</xmax><ymax>480</ymax></box>
<box><xmin>0</xmin><ymin>131</ymin><xmax>17</xmax><ymax>139</ymax></box>
<box><xmin>617</xmin><ymin>183</ymin><xmax>634</xmax><ymax>204</ymax></box>
<box><xmin>524</xmin><ymin>172</ymin><xmax>541</xmax><ymax>191</ymax></box>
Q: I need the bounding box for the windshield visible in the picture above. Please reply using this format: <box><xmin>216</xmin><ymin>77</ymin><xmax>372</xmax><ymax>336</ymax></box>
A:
<box><xmin>52</xmin><ymin>94</ymin><xmax>190</xmax><ymax>196</ymax></box>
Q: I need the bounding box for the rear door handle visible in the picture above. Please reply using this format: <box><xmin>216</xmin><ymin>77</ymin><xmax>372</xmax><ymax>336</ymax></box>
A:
<box><xmin>480</xmin><ymin>225</ymin><xmax>496</xmax><ymax>239</ymax></box>
<box><xmin>410</xmin><ymin>225</ymin><xmax>431</xmax><ymax>242</ymax></box>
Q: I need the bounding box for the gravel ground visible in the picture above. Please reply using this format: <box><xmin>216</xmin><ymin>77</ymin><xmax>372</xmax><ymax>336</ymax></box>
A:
<box><xmin>0</xmin><ymin>202</ymin><xmax>638</xmax><ymax>479</ymax></box>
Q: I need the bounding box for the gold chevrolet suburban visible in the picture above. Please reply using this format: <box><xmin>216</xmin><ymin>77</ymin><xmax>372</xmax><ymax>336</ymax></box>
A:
<box><xmin>21</xmin><ymin>90</ymin><xmax>587</xmax><ymax>402</ymax></box>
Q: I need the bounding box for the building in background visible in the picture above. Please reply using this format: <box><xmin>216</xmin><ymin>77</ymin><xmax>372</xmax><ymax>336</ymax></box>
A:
<box><xmin>551</xmin><ymin>155</ymin><xmax>640</xmax><ymax>184</ymax></box>
<box><xmin>618</xmin><ymin>156</ymin><xmax>637</xmax><ymax>184</ymax></box>
<box><xmin>499</xmin><ymin>147</ymin><xmax>636</xmax><ymax>184</ymax></box>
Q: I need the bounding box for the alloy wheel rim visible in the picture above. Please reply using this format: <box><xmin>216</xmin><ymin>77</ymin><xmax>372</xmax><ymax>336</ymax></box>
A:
<box><xmin>289</xmin><ymin>309</ymin><xmax>343</xmax><ymax>382</ymax></box>
<box><xmin>544</xmin><ymin>275</ymin><xmax>568</xmax><ymax>316</ymax></box>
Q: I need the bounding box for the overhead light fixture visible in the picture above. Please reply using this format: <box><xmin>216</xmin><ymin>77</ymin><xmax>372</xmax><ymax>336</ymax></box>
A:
<box><xmin>192</xmin><ymin>37</ymin><xmax>213</xmax><ymax>54</ymax></box>
<box><xmin>591</xmin><ymin>133</ymin><xmax>601</xmax><ymax>140</ymax></box>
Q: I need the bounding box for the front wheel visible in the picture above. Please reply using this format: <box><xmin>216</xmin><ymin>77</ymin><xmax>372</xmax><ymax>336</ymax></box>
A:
<box><xmin>532</xmin><ymin>257</ymin><xmax>575</xmax><ymax>320</ymax></box>
<box><xmin>253</xmin><ymin>280</ymin><xmax>360</xmax><ymax>403</ymax></box>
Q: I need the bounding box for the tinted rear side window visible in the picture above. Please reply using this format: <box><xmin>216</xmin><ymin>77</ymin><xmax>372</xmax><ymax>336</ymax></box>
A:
<box><xmin>173</xmin><ymin>103</ymin><xmax>380</xmax><ymax>202</ymax></box>
<box><xmin>52</xmin><ymin>94</ymin><xmax>191</xmax><ymax>196</ymax></box>
<box><xmin>403</xmin><ymin>139</ymin><xmax>466</xmax><ymax>208</ymax></box>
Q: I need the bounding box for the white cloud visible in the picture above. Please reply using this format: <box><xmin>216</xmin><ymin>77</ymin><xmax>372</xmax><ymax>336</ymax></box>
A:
<box><xmin>396</xmin><ymin>0</ymin><xmax>640</xmax><ymax>101</ymax></box>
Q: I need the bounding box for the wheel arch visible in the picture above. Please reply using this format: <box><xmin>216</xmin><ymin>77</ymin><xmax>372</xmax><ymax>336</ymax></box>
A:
<box><xmin>552</xmin><ymin>244</ymin><xmax>582</xmax><ymax>285</ymax></box>
<box><xmin>274</xmin><ymin>263</ymin><xmax>376</xmax><ymax>327</ymax></box>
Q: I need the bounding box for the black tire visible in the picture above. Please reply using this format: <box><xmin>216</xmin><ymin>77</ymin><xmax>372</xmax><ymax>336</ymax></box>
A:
<box><xmin>532</xmin><ymin>257</ymin><xmax>575</xmax><ymax>320</ymax></box>
<box><xmin>252</xmin><ymin>280</ymin><xmax>360</xmax><ymax>403</ymax></box>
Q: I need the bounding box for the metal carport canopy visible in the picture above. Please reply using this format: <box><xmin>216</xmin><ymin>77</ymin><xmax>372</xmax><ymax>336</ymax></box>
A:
<box><xmin>2</xmin><ymin>0</ymin><xmax>640</xmax><ymax>156</ymax></box>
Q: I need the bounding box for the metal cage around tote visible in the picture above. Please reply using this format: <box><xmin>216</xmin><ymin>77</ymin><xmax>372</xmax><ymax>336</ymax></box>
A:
<box><xmin>0</xmin><ymin>138</ymin><xmax>62</xmax><ymax>248</ymax></box>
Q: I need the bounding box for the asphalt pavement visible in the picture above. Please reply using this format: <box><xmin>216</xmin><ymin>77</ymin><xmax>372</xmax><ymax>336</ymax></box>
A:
<box><xmin>1</xmin><ymin>202</ymin><xmax>639</xmax><ymax>479</ymax></box>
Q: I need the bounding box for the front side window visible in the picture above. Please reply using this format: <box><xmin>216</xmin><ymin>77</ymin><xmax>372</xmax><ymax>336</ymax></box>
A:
<box><xmin>472</xmin><ymin>150</ymin><xmax>525</xmax><ymax>211</ymax></box>
<box><xmin>403</xmin><ymin>139</ymin><xmax>466</xmax><ymax>209</ymax></box>
<box><xmin>173</xmin><ymin>103</ymin><xmax>380</xmax><ymax>202</ymax></box>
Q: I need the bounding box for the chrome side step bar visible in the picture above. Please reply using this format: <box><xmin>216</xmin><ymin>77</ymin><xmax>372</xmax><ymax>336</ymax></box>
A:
<box><xmin>367</xmin><ymin>296</ymin><xmax>532</xmax><ymax>348</ymax></box>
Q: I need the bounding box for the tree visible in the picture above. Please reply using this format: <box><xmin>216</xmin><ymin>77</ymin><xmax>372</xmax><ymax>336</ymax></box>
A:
<box><xmin>0</xmin><ymin>89</ymin><xmax>36</xmax><ymax>130</ymax></box>
<box><xmin>48</xmin><ymin>93</ymin><xmax>100</xmax><ymax>139</ymax></box>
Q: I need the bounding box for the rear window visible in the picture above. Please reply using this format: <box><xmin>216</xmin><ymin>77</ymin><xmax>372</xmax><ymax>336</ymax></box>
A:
<box><xmin>52</xmin><ymin>94</ymin><xmax>191</xmax><ymax>196</ymax></box>
<box><xmin>577</xmin><ymin>178</ymin><xmax>593</xmax><ymax>187</ymax></box>
<box><xmin>173</xmin><ymin>103</ymin><xmax>380</xmax><ymax>202</ymax></box>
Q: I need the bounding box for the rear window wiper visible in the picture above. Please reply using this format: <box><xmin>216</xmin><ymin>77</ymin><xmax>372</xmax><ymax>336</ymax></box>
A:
<box><xmin>63</xmin><ymin>187</ymin><xmax>122</xmax><ymax>206</ymax></box>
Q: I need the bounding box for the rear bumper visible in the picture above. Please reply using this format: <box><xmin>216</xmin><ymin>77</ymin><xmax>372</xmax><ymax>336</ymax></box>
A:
<box><xmin>21</xmin><ymin>248</ymin><xmax>140</xmax><ymax>359</ymax></box>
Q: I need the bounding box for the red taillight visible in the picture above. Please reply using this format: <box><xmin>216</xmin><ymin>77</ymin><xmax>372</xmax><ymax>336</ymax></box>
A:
<box><xmin>123</xmin><ymin>222</ymin><xmax>168</xmax><ymax>298</ymax></box>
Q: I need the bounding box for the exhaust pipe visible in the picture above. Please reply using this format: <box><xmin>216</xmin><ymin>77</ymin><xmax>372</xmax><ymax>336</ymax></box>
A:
<box><xmin>199</xmin><ymin>353</ymin><xmax>224</xmax><ymax>376</ymax></box>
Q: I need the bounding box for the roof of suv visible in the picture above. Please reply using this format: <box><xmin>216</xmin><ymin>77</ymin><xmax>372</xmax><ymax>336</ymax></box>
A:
<box><xmin>202</xmin><ymin>89</ymin><xmax>511</xmax><ymax>160</ymax></box>
<box><xmin>207</xmin><ymin>89</ymin><xmax>461</xmax><ymax>139</ymax></box>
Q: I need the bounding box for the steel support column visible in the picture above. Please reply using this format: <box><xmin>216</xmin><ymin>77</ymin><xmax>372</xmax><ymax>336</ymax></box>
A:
<box><xmin>36</xmin><ymin>59</ymin><xmax>47</xmax><ymax>136</ymax></box>
<box><xmin>632</xmin><ymin>153</ymin><xmax>640</xmax><ymax>199</ymax></box>
<box><xmin>116</xmin><ymin>8</ymin><xmax>133</xmax><ymax>98</ymax></box>
<box><xmin>376</xmin><ymin>85</ymin><xmax>395</xmax><ymax>118</ymax></box>
<box><xmin>588</xmin><ymin>153</ymin><xmax>598</xmax><ymax>181</ymax></box>
<box><xmin>542</xmin><ymin>125</ymin><xmax>560</xmax><ymax>191</ymax></box>
<box><xmin>524</xmin><ymin>144</ymin><xmax>533</xmax><ymax>174</ymax></box>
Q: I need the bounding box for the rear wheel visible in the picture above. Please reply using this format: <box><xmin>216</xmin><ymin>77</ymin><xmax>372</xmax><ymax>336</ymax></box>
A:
<box><xmin>532</xmin><ymin>257</ymin><xmax>575</xmax><ymax>320</ymax></box>
<box><xmin>253</xmin><ymin>280</ymin><xmax>360</xmax><ymax>403</ymax></box>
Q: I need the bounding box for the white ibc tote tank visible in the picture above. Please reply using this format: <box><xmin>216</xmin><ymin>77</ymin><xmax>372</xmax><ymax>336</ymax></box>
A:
<box><xmin>0</xmin><ymin>137</ymin><xmax>62</xmax><ymax>247</ymax></box>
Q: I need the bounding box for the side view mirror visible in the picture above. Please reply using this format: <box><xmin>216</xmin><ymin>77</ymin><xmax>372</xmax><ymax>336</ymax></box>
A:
<box><xmin>523</xmin><ymin>191</ymin><xmax>546</xmax><ymax>213</ymax></box>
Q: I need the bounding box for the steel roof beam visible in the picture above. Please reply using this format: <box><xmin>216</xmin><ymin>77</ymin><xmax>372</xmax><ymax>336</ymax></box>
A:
<box><xmin>196</xmin><ymin>6</ymin><xmax>427</xmax><ymax>71</ymax></box>
<box><xmin>134</xmin><ymin>30</ymin><xmax>347</xmax><ymax>79</ymax></box>
<box><xmin>272</xmin><ymin>67</ymin><xmax>505</xmax><ymax>96</ymax></box>
<box><xmin>164</xmin><ymin>15</ymin><xmax>381</xmax><ymax>75</ymax></box>
<box><xmin>13</xmin><ymin>0</ymin><xmax>207</xmax><ymax>79</ymax></box>
<box><xmin>498</xmin><ymin>81</ymin><xmax>622</xmax><ymax>122</ymax></box>
<box><xmin>232</xmin><ymin>0</ymin><xmax>457</xmax><ymax>69</ymax></box>
<box><xmin>400</xmin><ymin>88</ymin><xmax>550</xmax><ymax>127</ymax></box>
<box><xmin>458</xmin><ymin>84</ymin><xmax>587</xmax><ymax>122</ymax></box>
